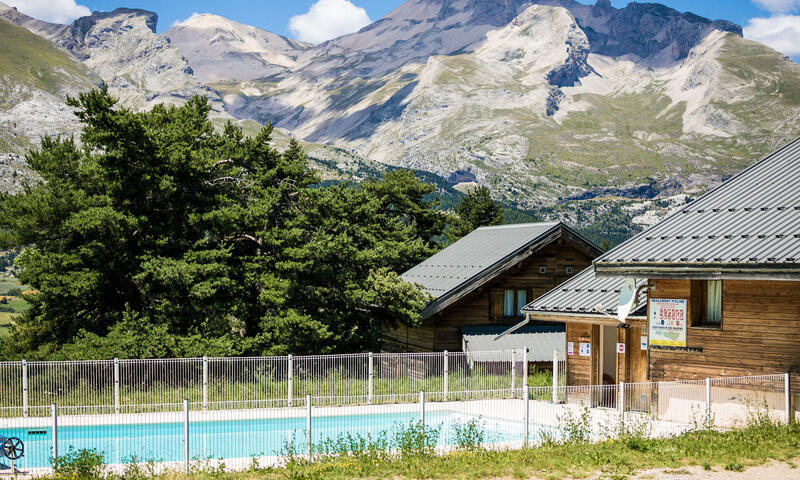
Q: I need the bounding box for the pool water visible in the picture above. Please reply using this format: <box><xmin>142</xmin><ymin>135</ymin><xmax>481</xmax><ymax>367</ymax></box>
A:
<box><xmin>4</xmin><ymin>410</ymin><xmax>529</xmax><ymax>468</ymax></box>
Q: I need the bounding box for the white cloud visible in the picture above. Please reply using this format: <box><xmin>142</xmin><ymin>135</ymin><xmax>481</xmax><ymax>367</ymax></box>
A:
<box><xmin>171</xmin><ymin>12</ymin><xmax>202</xmax><ymax>28</ymax></box>
<box><xmin>744</xmin><ymin>14</ymin><xmax>800</xmax><ymax>56</ymax></box>
<box><xmin>288</xmin><ymin>0</ymin><xmax>371</xmax><ymax>44</ymax></box>
<box><xmin>752</xmin><ymin>0</ymin><xmax>800</xmax><ymax>13</ymax></box>
<box><xmin>3</xmin><ymin>0</ymin><xmax>90</xmax><ymax>24</ymax></box>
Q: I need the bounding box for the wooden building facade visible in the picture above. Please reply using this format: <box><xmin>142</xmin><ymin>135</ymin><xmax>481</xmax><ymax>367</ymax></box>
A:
<box><xmin>522</xmin><ymin>138</ymin><xmax>800</xmax><ymax>405</ymax></box>
<box><xmin>384</xmin><ymin>222</ymin><xmax>602</xmax><ymax>353</ymax></box>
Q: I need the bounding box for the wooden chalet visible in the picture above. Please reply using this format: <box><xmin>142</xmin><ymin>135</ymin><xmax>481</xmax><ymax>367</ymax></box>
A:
<box><xmin>384</xmin><ymin>222</ymin><xmax>602</xmax><ymax>353</ymax></box>
<box><xmin>522</xmin><ymin>138</ymin><xmax>800</xmax><ymax>406</ymax></box>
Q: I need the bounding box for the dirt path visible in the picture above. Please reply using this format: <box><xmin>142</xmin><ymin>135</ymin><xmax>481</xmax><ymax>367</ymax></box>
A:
<box><xmin>629</xmin><ymin>459</ymin><xmax>800</xmax><ymax>479</ymax></box>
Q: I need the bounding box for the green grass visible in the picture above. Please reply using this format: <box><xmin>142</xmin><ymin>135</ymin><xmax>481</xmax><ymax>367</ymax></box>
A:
<box><xmin>1</xmin><ymin>368</ymin><xmax>552</xmax><ymax>409</ymax></box>
<box><xmin>0</xmin><ymin>17</ymin><xmax>94</xmax><ymax>95</ymax></box>
<box><xmin>40</xmin><ymin>418</ymin><xmax>800</xmax><ymax>480</ymax></box>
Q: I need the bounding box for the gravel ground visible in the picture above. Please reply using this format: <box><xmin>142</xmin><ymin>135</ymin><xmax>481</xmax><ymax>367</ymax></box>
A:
<box><xmin>629</xmin><ymin>459</ymin><xmax>800</xmax><ymax>479</ymax></box>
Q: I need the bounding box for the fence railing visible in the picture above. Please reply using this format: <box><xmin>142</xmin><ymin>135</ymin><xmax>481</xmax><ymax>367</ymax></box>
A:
<box><xmin>0</xmin><ymin>349</ymin><xmax>549</xmax><ymax>413</ymax></box>
<box><xmin>0</xmin><ymin>373</ymin><xmax>790</xmax><ymax>475</ymax></box>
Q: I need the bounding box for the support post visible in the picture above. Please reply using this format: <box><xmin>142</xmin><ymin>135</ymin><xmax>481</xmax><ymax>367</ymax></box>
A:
<box><xmin>51</xmin><ymin>403</ymin><xmax>58</xmax><ymax>464</ymax></box>
<box><xmin>523</xmin><ymin>385</ymin><xmax>530</xmax><ymax>447</ymax></box>
<box><xmin>419</xmin><ymin>390</ymin><xmax>425</xmax><ymax>436</ymax></box>
<box><xmin>22</xmin><ymin>359</ymin><xmax>28</xmax><ymax>418</ymax></box>
<box><xmin>523</xmin><ymin>347</ymin><xmax>529</xmax><ymax>390</ymax></box>
<box><xmin>552</xmin><ymin>349</ymin><xmax>559</xmax><ymax>404</ymax></box>
<box><xmin>202</xmin><ymin>356</ymin><xmax>208</xmax><ymax>411</ymax></box>
<box><xmin>705</xmin><ymin>377</ymin><xmax>712</xmax><ymax>428</ymax></box>
<box><xmin>183</xmin><ymin>399</ymin><xmax>190</xmax><ymax>475</ymax></box>
<box><xmin>114</xmin><ymin>358</ymin><xmax>120</xmax><ymax>415</ymax></box>
<box><xmin>368</xmin><ymin>352</ymin><xmax>374</xmax><ymax>404</ymax></box>
<box><xmin>619</xmin><ymin>381</ymin><xmax>625</xmax><ymax>428</ymax></box>
<box><xmin>511</xmin><ymin>350</ymin><xmax>516</xmax><ymax>394</ymax></box>
<box><xmin>306</xmin><ymin>394</ymin><xmax>312</xmax><ymax>460</ymax></box>
<box><xmin>287</xmin><ymin>355</ymin><xmax>293</xmax><ymax>407</ymax></box>
<box><xmin>785</xmin><ymin>373</ymin><xmax>791</xmax><ymax>425</ymax></box>
<box><xmin>443</xmin><ymin>350</ymin><xmax>449</xmax><ymax>402</ymax></box>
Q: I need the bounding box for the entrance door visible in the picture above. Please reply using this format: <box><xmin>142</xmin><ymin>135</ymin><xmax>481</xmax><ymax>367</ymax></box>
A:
<box><xmin>599</xmin><ymin>325</ymin><xmax>617</xmax><ymax>385</ymax></box>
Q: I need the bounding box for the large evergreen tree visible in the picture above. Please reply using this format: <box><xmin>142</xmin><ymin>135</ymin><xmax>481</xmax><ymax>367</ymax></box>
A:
<box><xmin>0</xmin><ymin>89</ymin><xmax>434</xmax><ymax>359</ymax></box>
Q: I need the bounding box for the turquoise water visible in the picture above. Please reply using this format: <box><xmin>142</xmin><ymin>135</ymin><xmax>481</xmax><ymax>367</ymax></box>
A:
<box><xmin>3</xmin><ymin>410</ymin><xmax>529</xmax><ymax>468</ymax></box>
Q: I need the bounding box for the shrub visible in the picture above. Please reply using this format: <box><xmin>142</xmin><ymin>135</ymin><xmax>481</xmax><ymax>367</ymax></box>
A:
<box><xmin>51</xmin><ymin>447</ymin><xmax>105</xmax><ymax>480</ymax></box>
<box><xmin>453</xmin><ymin>418</ymin><xmax>485</xmax><ymax>451</ymax></box>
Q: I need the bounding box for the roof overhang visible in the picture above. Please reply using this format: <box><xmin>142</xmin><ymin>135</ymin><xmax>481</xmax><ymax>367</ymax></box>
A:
<box><xmin>420</xmin><ymin>224</ymin><xmax>603</xmax><ymax>319</ymax></box>
<box><xmin>594</xmin><ymin>263</ymin><xmax>800</xmax><ymax>281</ymax></box>
<box><xmin>521</xmin><ymin>309</ymin><xmax>646</xmax><ymax>326</ymax></box>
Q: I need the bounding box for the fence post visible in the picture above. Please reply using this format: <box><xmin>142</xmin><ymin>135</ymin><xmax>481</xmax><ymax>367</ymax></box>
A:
<box><xmin>419</xmin><ymin>390</ymin><xmax>425</xmax><ymax>436</ymax></box>
<box><xmin>202</xmin><ymin>356</ymin><xmax>208</xmax><ymax>411</ymax></box>
<box><xmin>523</xmin><ymin>385</ymin><xmax>530</xmax><ymax>448</ymax></box>
<box><xmin>619</xmin><ymin>381</ymin><xmax>625</xmax><ymax>429</ymax></box>
<box><xmin>287</xmin><ymin>354</ymin><xmax>293</xmax><ymax>407</ymax></box>
<box><xmin>22</xmin><ymin>359</ymin><xmax>28</xmax><ymax>418</ymax></box>
<box><xmin>443</xmin><ymin>350</ymin><xmax>449</xmax><ymax>402</ymax></box>
<box><xmin>114</xmin><ymin>358</ymin><xmax>120</xmax><ymax>415</ymax></box>
<box><xmin>368</xmin><ymin>352</ymin><xmax>374</xmax><ymax>405</ymax></box>
<box><xmin>511</xmin><ymin>350</ymin><xmax>516</xmax><ymax>394</ymax></box>
<box><xmin>552</xmin><ymin>349</ymin><xmax>559</xmax><ymax>404</ymax></box>
<box><xmin>51</xmin><ymin>403</ymin><xmax>58</xmax><ymax>464</ymax></box>
<box><xmin>705</xmin><ymin>377</ymin><xmax>712</xmax><ymax>428</ymax></box>
<box><xmin>523</xmin><ymin>347</ymin><xmax>529</xmax><ymax>390</ymax></box>
<box><xmin>183</xmin><ymin>399</ymin><xmax>190</xmax><ymax>475</ymax></box>
<box><xmin>785</xmin><ymin>373</ymin><xmax>791</xmax><ymax>426</ymax></box>
<box><xmin>306</xmin><ymin>394</ymin><xmax>312</xmax><ymax>460</ymax></box>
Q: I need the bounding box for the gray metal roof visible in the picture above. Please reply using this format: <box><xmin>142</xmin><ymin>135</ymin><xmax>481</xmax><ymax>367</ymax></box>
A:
<box><xmin>521</xmin><ymin>267</ymin><xmax>647</xmax><ymax>317</ymax></box>
<box><xmin>595</xmin><ymin>137</ymin><xmax>800</xmax><ymax>279</ymax></box>
<box><xmin>402</xmin><ymin>222</ymin><xmax>603</xmax><ymax>318</ymax></box>
<box><xmin>461</xmin><ymin>325</ymin><xmax>564</xmax><ymax>362</ymax></box>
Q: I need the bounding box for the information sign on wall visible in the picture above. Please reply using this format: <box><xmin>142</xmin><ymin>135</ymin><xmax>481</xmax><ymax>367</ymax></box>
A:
<box><xmin>579</xmin><ymin>342</ymin><xmax>591</xmax><ymax>357</ymax></box>
<box><xmin>567</xmin><ymin>342</ymin><xmax>574</xmax><ymax>356</ymax></box>
<box><xmin>649</xmin><ymin>298</ymin><xmax>687</xmax><ymax>347</ymax></box>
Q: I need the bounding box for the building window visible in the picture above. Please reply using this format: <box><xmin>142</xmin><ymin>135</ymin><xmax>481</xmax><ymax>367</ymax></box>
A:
<box><xmin>516</xmin><ymin>289</ymin><xmax>527</xmax><ymax>314</ymax></box>
<box><xmin>539</xmin><ymin>266</ymin><xmax>547</xmax><ymax>274</ymax></box>
<box><xmin>565</xmin><ymin>266</ymin><xmax>573</xmax><ymax>274</ymax></box>
<box><xmin>504</xmin><ymin>290</ymin><xmax>515</xmax><ymax>317</ymax></box>
<box><xmin>692</xmin><ymin>280</ymin><xmax>722</xmax><ymax>327</ymax></box>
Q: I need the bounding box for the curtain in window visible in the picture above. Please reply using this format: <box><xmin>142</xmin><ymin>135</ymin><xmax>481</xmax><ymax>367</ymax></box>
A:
<box><xmin>706</xmin><ymin>280</ymin><xmax>722</xmax><ymax>324</ymax></box>
<box><xmin>516</xmin><ymin>289</ymin><xmax>527</xmax><ymax>316</ymax></box>
<box><xmin>504</xmin><ymin>290</ymin><xmax>514</xmax><ymax>317</ymax></box>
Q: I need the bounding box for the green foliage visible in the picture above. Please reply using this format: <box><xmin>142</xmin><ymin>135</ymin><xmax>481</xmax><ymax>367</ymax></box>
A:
<box><xmin>52</xmin><ymin>448</ymin><xmax>106</xmax><ymax>480</ymax></box>
<box><xmin>453</xmin><ymin>418</ymin><xmax>485</xmax><ymax>451</ymax></box>
<box><xmin>0</xmin><ymin>89</ymin><xmax>437</xmax><ymax>359</ymax></box>
<box><xmin>446</xmin><ymin>186</ymin><xmax>503</xmax><ymax>243</ymax></box>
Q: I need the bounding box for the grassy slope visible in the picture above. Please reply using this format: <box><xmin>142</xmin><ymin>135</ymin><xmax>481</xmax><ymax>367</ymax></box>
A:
<box><xmin>0</xmin><ymin>17</ymin><xmax>93</xmax><ymax>95</ymax></box>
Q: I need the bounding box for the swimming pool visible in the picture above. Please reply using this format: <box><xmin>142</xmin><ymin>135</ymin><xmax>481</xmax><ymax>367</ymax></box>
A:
<box><xmin>4</xmin><ymin>409</ymin><xmax>529</xmax><ymax>469</ymax></box>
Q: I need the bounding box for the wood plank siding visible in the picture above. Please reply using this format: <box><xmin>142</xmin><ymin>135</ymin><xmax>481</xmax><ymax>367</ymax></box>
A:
<box><xmin>383</xmin><ymin>239</ymin><xmax>593</xmax><ymax>352</ymax></box>
<box><xmin>648</xmin><ymin>279</ymin><xmax>800</xmax><ymax>389</ymax></box>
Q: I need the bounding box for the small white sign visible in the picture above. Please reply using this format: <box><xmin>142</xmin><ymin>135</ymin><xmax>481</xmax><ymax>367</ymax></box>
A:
<box><xmin>579</xmin><ymin>342</ymin><xmax>591</xmax><ymax>357</ymax></box>
<box><xmin>616</xmin><ymin>342</ymin><xmax>625</xmax><ymax>354</ymax></box>
<box><xmin>641</xmin><ymin>336</ymin><xmax>648</xmax><ymax>351</ymax></box>
<box><xmin>567</xmin><ymin>341</ymin><xmax>575</xmax><ymax>356</ymax></box>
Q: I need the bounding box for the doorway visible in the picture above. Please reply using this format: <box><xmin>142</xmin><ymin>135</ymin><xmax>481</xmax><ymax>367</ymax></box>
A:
<box><xmin>599</xmin><ymin>325</ymin><xmax>617</xmax><ymax>385</ymax></box>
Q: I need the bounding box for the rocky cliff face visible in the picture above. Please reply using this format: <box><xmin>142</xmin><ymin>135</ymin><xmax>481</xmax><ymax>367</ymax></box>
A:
<box><xmin>0</xmin><ymin>3</ymin><xmax>227</xmax><ymax>113</ymax></box>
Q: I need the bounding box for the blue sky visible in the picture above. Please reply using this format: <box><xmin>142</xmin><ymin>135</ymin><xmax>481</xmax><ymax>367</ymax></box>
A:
<box><xmin>9</xmin><ymin>0</ymin><xmax>800</xmax><ymax>57</ymax></box>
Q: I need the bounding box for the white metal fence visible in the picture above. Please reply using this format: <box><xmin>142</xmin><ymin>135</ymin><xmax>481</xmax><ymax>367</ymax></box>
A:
<box><xmin>0</xmin><ymin>373</ymin><xmax>791</xmax><ymax>475</ymax></box>
<box><xmin>0</xmin><ymin>350</ymin><xmax>547</xmax><ymax>413</ymax></box>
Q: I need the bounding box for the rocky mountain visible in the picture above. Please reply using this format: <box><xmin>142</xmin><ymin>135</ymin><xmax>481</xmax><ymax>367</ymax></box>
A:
<box><xmin>166</xmin><ymin>14</ymin><xmax>311</xmax><ymax>82</ymax></box>
<box><xmin>0</xmin><ymin>15</ymin><xmax>98</xmax><ymax>192</ymax></box>
<box><xmin>2</xmin><ymin>0</ymin><xmax>800</xmax><ymax>239</ymax></box>
<box><xmin>0</xmin><ymin>2</ymin><xmax>226</xmax><ymax>113</ymax></box>
<box><xmin>209</xmin><ymin>0</ymin><xmax>800</xmax><ymax>213</ymax></box>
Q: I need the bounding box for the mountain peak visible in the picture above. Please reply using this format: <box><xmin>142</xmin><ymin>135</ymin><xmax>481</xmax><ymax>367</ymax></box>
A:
<box><xmin>166</xmin><ymin>13</ymin><xmax>311</xmax><ymax>83</ymax></box>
